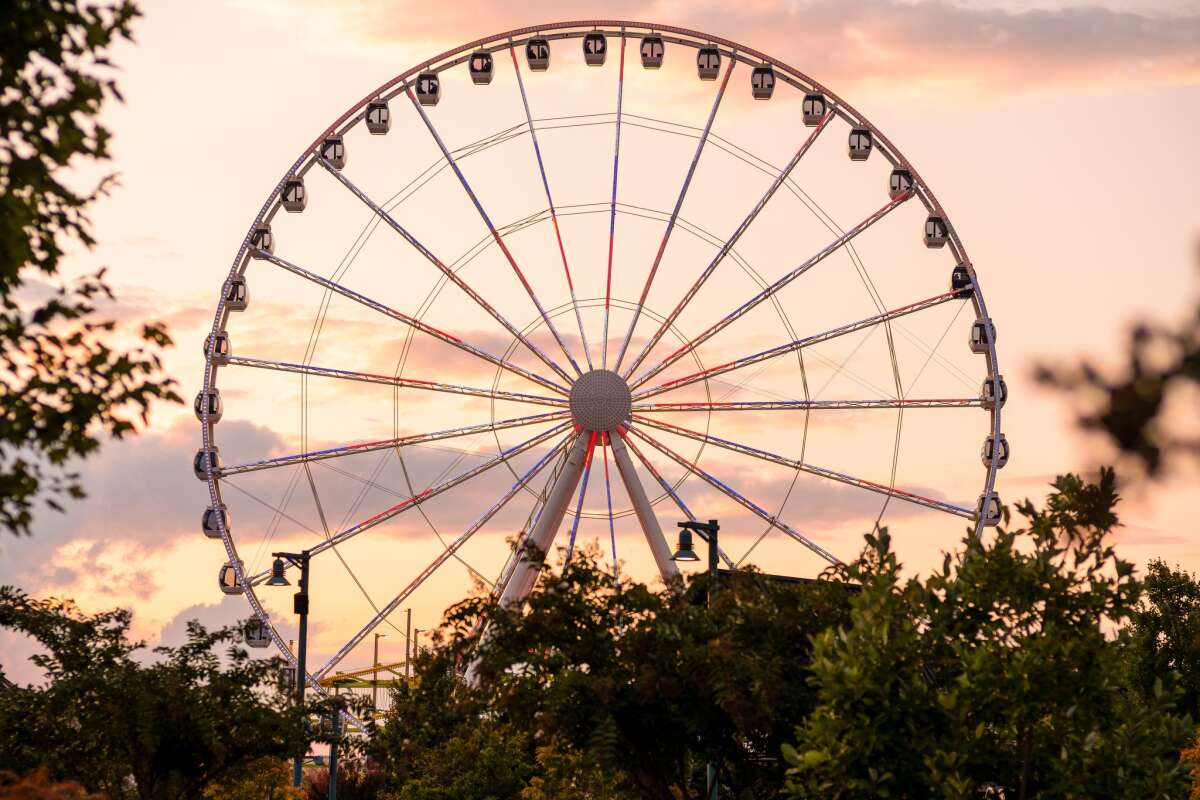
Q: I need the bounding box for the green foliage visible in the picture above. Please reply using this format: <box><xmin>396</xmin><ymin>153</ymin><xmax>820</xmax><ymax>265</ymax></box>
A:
<box><xmin>371</xmin><ymin>545</ymin><xmax>854</xmax><ymax>799</ymax></box>
<box><xmin>0</xmin><ymin>587</ymin><xmax>313</xmax><ymax>800</ymax></box>
<box><xmin>783</xmin><ymin>469</ymin><xmax>1192</xmax><ymax>799</ymax></box>
<box><xmin>0</xmin><ymin>0</ymin><xmax>179</xmax><ymax>537</ymax></box>
<box><xmin>1128</xmin><ymin>559</ymin><xmax>1200</xmax><ymax>720</ymax></box>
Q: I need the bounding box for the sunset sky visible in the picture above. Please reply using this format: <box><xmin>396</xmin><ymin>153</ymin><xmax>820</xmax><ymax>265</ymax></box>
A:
<box><xmin>2</xmin><ymin>0</ymin><xmax>1199</xmax><ymax>684</ymax></box>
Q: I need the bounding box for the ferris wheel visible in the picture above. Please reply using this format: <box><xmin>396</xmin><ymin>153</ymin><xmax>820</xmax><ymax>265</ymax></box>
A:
<box><xmin>195</xmin><ymin>21</ymin><xmax>1006</xmax><ymax>720</ymax></box>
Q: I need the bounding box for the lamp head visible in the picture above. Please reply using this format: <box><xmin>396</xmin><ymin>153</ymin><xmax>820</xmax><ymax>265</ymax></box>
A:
<box><xmin>671</xmin><ymin>529</ymin><xmax>700</xmax><ymax>562</ymax></box>
<box><xmin>266</xmin><ymin>557</ymin><xmax>290</xmax><ymax>586</ymax></box>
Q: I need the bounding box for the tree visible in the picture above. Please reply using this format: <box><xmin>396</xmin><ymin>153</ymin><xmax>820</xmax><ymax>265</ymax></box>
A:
<box><xmin>371</xmin><ymin>545</ymin><xmax>855</xmax><ymax>799</ymax></box>
<box><xmin>1</xmin><ymin>0</ymin><xmax>179</xmax><ymax>537</ymax></box>
<box><xmin>1039</xmin><ymin>242</ymin><xmax>1200</xmax><ymax>477</ymax></box>
<box><xmin>0</xmin><ymin>587</ymin><xmax>314</xmax><ymax>799</ymax></box>
<box><xmin>1127</xmin><ymin>559</ymin><xmax>1200</xmax><ymax>720</ymax></box>
<box><xmin>201</xmin><ymin>758</ymin><xmax>301</xmax><ymax>800</ymax></box>
<box><xmin>0</xmin><ymin>769</ymin><xmax>104</xmax><ymax>800</ymax></box>
<box><xmin>783</xmin><ymin>469</ymin><xmax>1192</xmax><ymax>799</ymax></box>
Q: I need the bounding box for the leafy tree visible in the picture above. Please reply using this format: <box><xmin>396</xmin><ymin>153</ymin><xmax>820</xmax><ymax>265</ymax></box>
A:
<box><xmin>1</xmin><ymin>0</ymin><xmax>179</xmax><ymax>537</ymax></box>
<box><xmin>202</xmin><ymin>758</ymin><xmax>301</xmax><ymax>800</ymax></box>
<box><xmin>1127</xmin><ymin>559</ymin><xmax>1200</xmax><ymax>720</ymax></box>
<box><xmin>0</xmin><ymin>587</ymin><xmax>314</xmax><ymax>799</ymax></box>
<box><xmin>0</xmin><ymin>769</ymin><xmax>104</xmax><ymax>800</ymax></box>
<box><xmin>1039</xmin><ymin>243</ymin><xmax>1200</xmax><ymax>477</ymax></box>
<box><xmin>783</xmin><ymin>469</ymin><xmax>1192</xmax><ymax>799</ymax></box>
<box><xmin>372</xmin><ymin>545</ymin><xmax>855</xmax><ymax>799</ymax></box>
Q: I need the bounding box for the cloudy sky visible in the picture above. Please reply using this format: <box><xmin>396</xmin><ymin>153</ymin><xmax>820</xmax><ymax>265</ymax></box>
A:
<box><xmin>3</xmin><ymin>0</ymin><xmax>1199</xmax><ymax>683</ymax></box>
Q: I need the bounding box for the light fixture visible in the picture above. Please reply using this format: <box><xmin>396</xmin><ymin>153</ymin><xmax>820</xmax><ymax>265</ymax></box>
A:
<box><xmin>266</xmin><ymin>557</ymin><xmax>290</xmax><ymax>586</ymax></box>
<box><xmin>671</xmin><ymin>529</ymin><xmax>700</xmax><ymax>562</ymax></box>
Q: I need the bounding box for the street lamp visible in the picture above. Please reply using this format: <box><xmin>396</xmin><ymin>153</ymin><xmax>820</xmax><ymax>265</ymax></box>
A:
<box><xmin>671</xmin><ymin>519</ymin><xmax>722</xmax><ymax>800</ymax></box>
<box><xmin>267</xmin><ymin>550</ymin><xmax>312</xmax><ymax>789</ymax></box>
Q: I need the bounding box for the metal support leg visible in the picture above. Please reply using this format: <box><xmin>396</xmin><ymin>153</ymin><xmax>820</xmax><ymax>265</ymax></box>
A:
<box><xmin>497</xmin><ymin>433</ymin><xmax>590</xmax><ymax>608</ymax></box>
<box><xmin>610</xmin><ymin>430</ymin><xmax>680</xmax><ymax>583</ymax></box>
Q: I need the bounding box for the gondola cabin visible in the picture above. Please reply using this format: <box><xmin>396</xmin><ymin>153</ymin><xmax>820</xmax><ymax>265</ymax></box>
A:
<box><xmin>193</xmin><ymin>446</ymin><xmax>222</xmax><ymax>480</ymax></box>
<box><xmin>925</xmin><ymin>215</ymin><xmax>950</xmax><ymax>248</ymax></box>
<box><xmin>640</xmin><ymin>35</ymin><xmax>664</xmax><ymax>68</ymax></box>
<box><xmin>981</xmin><ymin>434</ymin><xmax>1010</xmax><ymax>469</ymax></box>
<box><xmin>950</xmin><ymin>264</ymin><xmax>973</xmax><ymax>298</ymax></box>
<box><xmin>250</xmin><ymin>222</ymin><xmax>273</xmax><ymax>254</ymax></box>
<box><xmin>365</xmin><ymin>99</ymin><xmax>390</xmax><ymax>134</ymax></box>
<box><xmin>224</xmin><ymin>276</ymin><xmax>248</xmax><ymax>311</ymax></box>
<box><xmin>889</xmin><ymin>168</ymin><xmax>913</xmax><ymax>200</ymax></box>
<box><xmin>218</xmin><ymin>561</ymin><xmax>244</xmax><ymax>595</ymax></box>
<box><xmin>697</xmin><ymin>47</ymin><xmax>720</xmax><ymax>80</ymax></box>
<box><xmin>244</xmin><ymin>618</ymin><xmax>271</xmax><ymax>648</ymax></box>
<box><xmin>981</xmin><ymin>375</ymin><xmax>1008</xmax><ymax>410</ymax></box>
<box><xmin>751</xmin><ymin>65</ymin><xmax>775</xmax><ymax>99</ymax></box>
<box><xmin>281</xmin><ymin>175</ymin><xmax>306</xmax><ymax>213</ymax></box>
<box><xmin>802</xmin><ymin>93</ymin><xmax>826</xmax><ymax>126</ymax></box>
<box><xmin>203</xmin><ymin>332</ymin><xmax>231</xmax><ymax>365</ymax></box>
<box><xmin>976</xmin><ymin>492</ymin><xmax>1002</xmax><ymax>526</ymax></box>
<box><xmin>583</xmin><ymin>32</ymin><xmax>607</xmax><ymax>66</ymax></box>
<box><xmin>469</xmin><ymin>51</ymin><xmax>493</xmax><ymax>84</ymax></box>
<box><xmin>194</xmin><ymin>388</ymin><xmax>223</xmax><ymax>423</ymax></box>
<box><xmin>526</xmin><ymin>38</ymin><xmax>550</xmax><ymax>71</ymax></box>
<box><xmin>320</xmin><ymin>135</ymin><xmax>345</xmax><ymax>170</ymax></box>
<box><xmin>201</xmin><ymin>504</ymin><xmax>229</xmax><ymax>539</ymax></box>
<box><xmin>848</xmin><ymin>128</ymin><xmax>872</xmax><ymax>161</ymax></box>
<box><xmin>970</xmin><ymin>318</ymin><xmax>995</xmax><ymax>354</ymax></box>
<box><xmin>414</xmin><ymin>72</ymin><xmax>440</xmax><ymax>106</ymax></box>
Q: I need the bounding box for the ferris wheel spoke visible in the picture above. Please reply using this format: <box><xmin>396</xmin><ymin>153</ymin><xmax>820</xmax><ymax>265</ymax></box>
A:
<box><xmin>251</xmin><ymin>248</ymin><xmax>569</xmax><ymax>395</ymax></box>
<box><xmin>609</xmin><ymin>428</ymin><xmax>681</xmax><ymax>581</ymax></box>
<box><xmin>627</xmin><ymin>425</ymin><xmax>841</xmax><ymax>566</ymax></box>
<box><xmin>616</xmin><ymin>428</ymin><xmax>734</xmax><ymax>569</ymax></box>
<box><xmin>634</xmin><ymin>415</ymin><xmax>974</xmax><ymax>519</ymax></box>
<box><xmin>219</xmin><ymin>411</ymin><xmax>568</xmax><ymax>477</ymax></box>
<box><xmin>509</xmin><ymin>45</ymin><xmax>593</xmax><ymax>371</ymax></box>
<box><xmin>318</xmin><ymin>159</ymin><xmax>576</xmax><ymax>385</ymax></box>
<box><xmin>629</xmin><ymin>190</ymin><xmax>914</xmax><ymax>390</ymax></box>
<box><xmin>601</xmin><ymin>33</ymin><xmax>628</xmax><ymax>369</ymax></box>
<box><xmin>600</xmin><ymin>435</ymin><xmax>618</xmax><ymax>579</ymax></box>
<box><xmin>226</xmin><ymin>354</ymin><xmax>567</xmax><ymax>408</ymax></box>
<box><xmin>632</xmin><ymin>397</ymin><xmax>984</xmax><ymax>413</ymax></box>
<box><xmin>247</xmin><ymin>421</ymin><xmax>572</xmax><ymax>584</ymax></box>
<box><xmin>612</xmin><ymin>55</ymin><xmax>736</xmax><ymax>373</ymax></box>
<box><xmin>497</xmin><ymin>431</ymin><xmax>592</xmax><ymax>608</ymax></box>
<box><xmin>313</xmin><ymin>428</ymin><xmax>575</xmax><ymax>680</ymax></box>
<box><xmin>565</xmin><ymin>432</ymin><xmax>599</xmax><ymax>563</ymax></box>
<box><xmin>405</xmin><ymin>87</ymin><xmax>583</xmax><ymax>378</ymax></box>
<box><xmin>634</xmin><ymin>291</ymin><xmax>961</xmax><ymax>401</ymax></box>
<box><xmin>621</xmin><ymin>110</ymin><xmax>834</xmax><ymax>381</ymax></box>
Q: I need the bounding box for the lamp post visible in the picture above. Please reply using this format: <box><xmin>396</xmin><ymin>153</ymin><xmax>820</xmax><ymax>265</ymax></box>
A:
<box><xmin>267</xmin><ymin>550</ymin><xmax>311</xmax><ymax>789</ymax></box>
<box><xmin>671</xmin><ymin>519</ymin><xmax>721</xmax><ymax>800</ymax></box>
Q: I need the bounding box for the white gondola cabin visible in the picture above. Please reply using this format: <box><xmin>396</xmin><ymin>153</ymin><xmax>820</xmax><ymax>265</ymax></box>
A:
<box><xmin>970</xmin><ymin>318</ymin><xmax>995</xmax><ymax>354</ymax></box>
<box><xmin>981</xmin><ymin>434</ymin><xmax>1010</xmax><ymax>469</ymax></box>
<box><xmin>365</xmin><ymin>99</ymin><xmax>390</xmax><ymax>134</ymax></box>
<box><xmin>279</xmin><ymin>666</ymin><xmax>297</xmax><ymax>692</ymax></box>
<box><xmin>320</xmin><ymin>136</ymin><xmax>345</xmax><ymax>170</ymax></box>
<box><xmin>526</xmin><ymin>38</ymin><xmax>550</xmax><ymax>71</ymax></box>
<box><xmin>640</xmin><ymin>35</ymin><xmax>664</xmax><ymax>68</ymax></box>
<box><xmin>802</xmin><ymin>93</ymin><xmax>826</xmax><ymax>126</ymax></box>
<box><xmin>751</xmin><ymin>65</ymin><xmax>775</xmax><ymax>100</ymax></box>
<box><xmin>218</xmin><ymin>561</ymin><xmax>244</xmax><ymax>595</ymax></box>
<box><xmin>203</xmin><ymin>332</ymin><xmax>231</xmax><ymax>365</ymax></box>
<box><xmin>981</xmin><ymin>375</ymin><xmax>1008</xmax><ymax>410</ymax></box>
<box><xmin>414</xmin><ymin>72</ymin><xmax>440</xmax><ymax>106</ymax></box>
<box><xmin>244</xmin><ymin>617</ymin><xmax>271</xmax><ymax>649</ymax></box>
<box><xmin>194</xmin><ymin>388</ymin><xmax>222</xmax><ymax>423</ymax></box>
<box><xmin>281</xmin><ymin>175</ymin><xmax>306</xmax><ymax>213</ymax></box>
<box><xmin>194</xmin><ymin>446</ymin><xmax>222</xmax><ymax>480</ymax></box>
<box><xmin>250</xmin><ymin>222</ymin><xmax>273</xmax><ymax>254</ymax></box>
<box><xmin>697</xmin><ymin>46</ymin><xmax>720</xmax><ymax>80</ymax></box>
<box><xmin>976</xmin><ymin>492</ymin><xmax>1002</xmax><ymax>526</ymax></box>
<box><xmin>889</xmin><ymin>168</ymin><xmax>913</xmax><ymax>200</ymax></box>
<box><xmin>848</xmin><ymin>128</ymin><xmax>872</xmax><ymax>161</ymax></box>
<box><xmin>925</xmin><ymin>215</ymin><xmax>950</xmax><ymax>248</ymax></box>
<box><xmin>201</xmin><ymin>504</ymin><xmax>229</xmax><ymax>539</ymax></box>
<box><xmin>469</xmin><ymin>51</ymin><xmax>493</xmax><ymax>84</ymax></box>
<box><xmin>583</xmin><ymin>32</ymin><xmax>607</xmax><ymax>66</ymax></box>
<box><xmin>951</xmin><ymin>264</ymin><xmax>973</xmax><ymax>298</ymax></box>
<box><xmin>224</xmin><ymin>276</ymin><xmax>248</xmax><ymax>311</ymax></box>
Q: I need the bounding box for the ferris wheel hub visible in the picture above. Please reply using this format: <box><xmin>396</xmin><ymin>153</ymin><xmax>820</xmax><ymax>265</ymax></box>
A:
<box><xmin>569</xmin><ymin>369</ymin><xmax>632</xmax><ymax>432</ymax></box>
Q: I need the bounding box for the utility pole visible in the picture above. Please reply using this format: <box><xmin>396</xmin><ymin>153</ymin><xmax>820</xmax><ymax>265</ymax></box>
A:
<box><xmin>266</xmin><ymin>549</ymin><xmax>313</xmax><ymax>790</ymax></box>
<box><xmin>405</xmin><ymin>608</ymin><xmax>413</xmax><ymax>679</ymax></box>
<box><xmin>372</xmin><ymin>632</ymin><xmax>386</xmax><ymax>711</ymax></box>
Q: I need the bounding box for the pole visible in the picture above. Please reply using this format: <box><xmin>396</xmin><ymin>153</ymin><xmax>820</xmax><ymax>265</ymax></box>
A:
<box><xmin>704</xmin><ymin>521</ymin><xmax>719</xmax><ymax>800</ymax></box>
<box><xmin>328</xmin><ymin>706</ymin><xmax>340</xmax><ymax>800</ymax></box>
<box><xmin>405</xmin><ymin>608</ymin><xmax>412</xmax><ymax>679</ymax></box>
<box><xmin>372</xmin><ymin>633</ymin><xmax>385</xmax><ymax>711</ymax></box>
<box><xmin>293</xmin><ymin>551</ymin><xmax>311</xmax><ymax>789</ymax></box>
